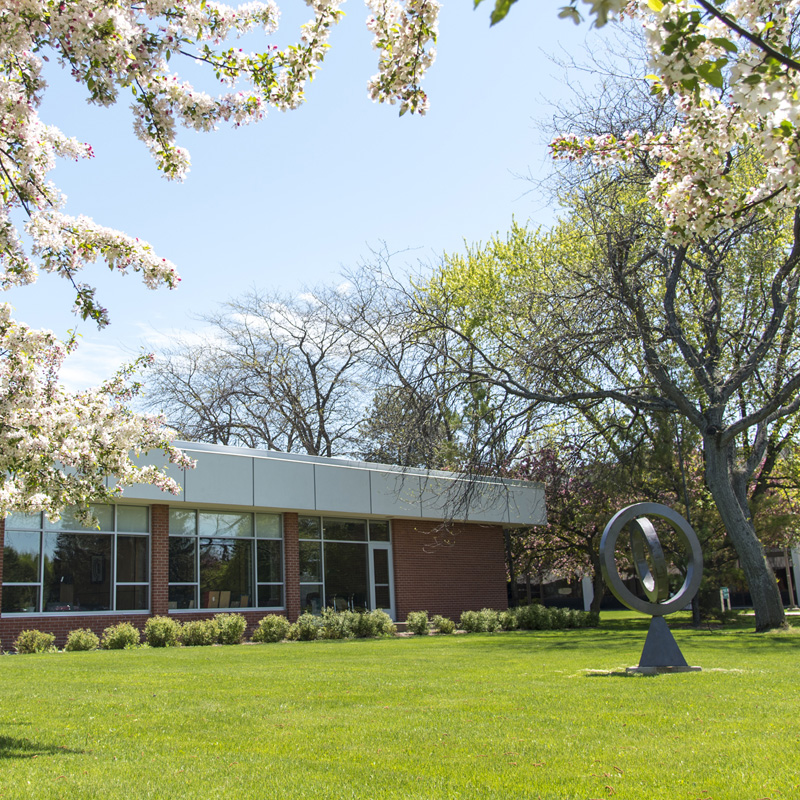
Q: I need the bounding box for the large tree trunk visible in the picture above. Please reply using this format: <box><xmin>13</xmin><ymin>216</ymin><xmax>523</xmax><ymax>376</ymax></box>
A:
<box><xmin>704</xmin><ymin>439</ymin><xmax>785</xmax><ymax>631</ymax></box>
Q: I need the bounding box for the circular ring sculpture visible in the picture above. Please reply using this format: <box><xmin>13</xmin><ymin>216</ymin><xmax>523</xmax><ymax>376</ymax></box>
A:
<box><xmin>600</xmin><ymin>503</ymin><xmax>703</xmax><ymax>616</ymax></box>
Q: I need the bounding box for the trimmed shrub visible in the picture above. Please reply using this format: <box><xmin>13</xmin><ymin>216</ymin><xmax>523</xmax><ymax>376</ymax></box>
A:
<box><xmin>319</xmin><ymin>608</ymin><xmax>356</xmax><ymax>640</ymax></box>
<box><xmin>144</xmin><ymin>615</ymin><xmax>182</xmax><ymax>647</ymax></box>
<box><xmin>251</xmin><ymin>615</ymin><xmax>291</xmax><ymax>644</ymax></box>
<box><xmin>14</xmin><ymin>629</ymin><xmax>56</xmax><ymax>654</ymax></box>
<box><xmin>64</xmin><ymin>628</ymin><xmax>100</xmax><ymax>652</ymax></box>
<box><xmin>214</xmin><ymin>613</ymin><xmax>247</xmax><ymax>645</ymax></box>
<box><xmin>479</xmin><ymin>608</ymin><xmax>501</xmax><ymax>633</ymax></box>
<box><xmin>431</xmin><ymin>615</ymin><xmax>456</xmax><ymax>635</ymax></box>
<box><xmin>102</xmin><ymin>622</ymin><xmax>140</xmax><ymax>650</ymax></box>
<box><xmin>180</xmin><ymin>619</ymin><xmax>220</xmax><ymax>647</ymax></box>
<box><xmin>288</xmin><ymin>612</ymin><xmax>321</xmax><ymax>641</ymax></box>
<box><xmin>459</xmin><ymin>610</ymin><xmax>481</xmax><ymax>632</ymax></box>
<box><xmin>405</xmin><ymin>610</ymin><xmax>429</xmax><ymax>636</ymax></box>
<box><xmin>499</xmin><ymin>609</ymin><xmax>519</xmax><ymax>631</ymax></box>
<box><xmin>364</xmin><ymin>609</ymin><xmax>397</xmax><ymax>636</ymax></box>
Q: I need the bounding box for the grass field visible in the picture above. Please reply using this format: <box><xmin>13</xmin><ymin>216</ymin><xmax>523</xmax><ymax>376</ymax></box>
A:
<box><xmin>1</xmin><ymin>615</ymin><xmax>798</xmax><ymax>800</ymax></box>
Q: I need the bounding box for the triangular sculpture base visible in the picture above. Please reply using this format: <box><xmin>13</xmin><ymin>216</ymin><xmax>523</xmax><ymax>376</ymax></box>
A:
<box><xmin>626</xmin><ymin>616</ymin><xmax>702</xmax><ymax>674</ymax></box>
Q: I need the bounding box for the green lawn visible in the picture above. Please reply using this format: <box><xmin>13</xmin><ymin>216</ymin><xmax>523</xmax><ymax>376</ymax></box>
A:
<box><xmin>1</xmin><ymin>617</ymin><xmax>798</xmax><ymax>800</ymax></box>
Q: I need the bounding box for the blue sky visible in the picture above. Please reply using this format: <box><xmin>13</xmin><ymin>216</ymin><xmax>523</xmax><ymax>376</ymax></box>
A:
<box><xmin>6</xmin><ymin>1</ymin><xmax>598</xmax><ymax>390</ymax></box>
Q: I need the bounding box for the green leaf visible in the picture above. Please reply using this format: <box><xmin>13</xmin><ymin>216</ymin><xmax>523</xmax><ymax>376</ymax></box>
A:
<box><xmin>558</xmin><ymin>6</ymin><xmax>581</xmax><ymax>24</ymax></box>
<box><xmin>696</xmin><ymin>58</ymin><xmax>727</xmax><ymax>89</ymax></box>
<box><xmin>490</xmin><ymin>0</ymin><xmax>519</xmax><ymax>25</ymax></box>
<box><xmin>647</xmin><ymin>0</ymin><xmax>664</xmax><ymax>11</ymax></box>
<box><xmin>710</xmin><ymin>37</ymin><xmax>738</xmax><ymax>53</ymax></box>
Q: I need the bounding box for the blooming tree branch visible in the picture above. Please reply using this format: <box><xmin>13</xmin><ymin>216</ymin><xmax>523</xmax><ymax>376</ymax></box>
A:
<box><xmin>550</xmin><ymin>0</ymin><xmax>800</xmax><ymax>240</ymax></box>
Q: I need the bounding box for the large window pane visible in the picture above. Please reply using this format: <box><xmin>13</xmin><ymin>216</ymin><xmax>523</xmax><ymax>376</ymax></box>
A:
<box><xmin>298</xmin><ymin>516</ymin><xmax>321</xmax><ymax>539</ymax></box>
<box><xmin>300</xmin><ymin>584</ymin><xmax>323</xmax><ymax>614</ymax></box>
<box><xmin>117</xmin><ymin>536</ymin><xmax>149</xmax><ymax>583</ymax></box>
<box><xmin>369</xmin><ymin>521</ymin><xmax>390</xmax><ymax>542</ymax></box>
<box><xmin>256</xmin><ymin>514</ymin><xmax>281</xmax><ymax>538</ymax></box>
<box><xmin>199</xmin><ymin>538</ymin><xmax>253</xmax><ymax>608</ymax></box>
<box><xmin>299</xmin><ymin>541</ymin><xmax>322</xmax><ymax>582</ymax></box>
<box><xmin>257</xmin><ymin>540</ymin><xmax>282</xmax><ymax>583</ymax></box>
<box><xmin>324</xmin><ymin>542</ymin><xmax>368</xmax><ymax>610</ymax></box>
<box><xmin>3</xmin><ymin>531</ymin><xmax>40</xmax><ymax>583</ymax></box>
<box><xmin>324</xmin><ymin>519</ymin><xmax>367</xmax><ymax>542</ymax></box>
<box><xmin>257</xmin><ymin>584</ymin><xmax>282</xmax><ymax>608</ymax></box>
<box><xmin>117</xmin><ymin>506</ymin><xmax>149</xmax><ymax>533</ymax></box>
<box><xmin>373</xmin><ymin>548</ymin><xmax>390</xmax><ymax>584</ymax></box>
<box><xmin>117</xmin><ymin>585</ymin><xmax>148</xmax><ymax>611</ymax></box>
<box><xmin>43</xmin><ymin>533</ymin><xmax>112</xmax><ymax>611</ymax></box>
<box><xmin>45</xmin><ymin>505</ymin><xmax>113</xmax><ymax>531</ymax></box>
<box><xmin>5</xmin><ymin>512</ymin><xmax>41</xmax><ymax>530</ymax></box>
<box><xmin>169</xmin><ymin>509</ymin><xmax>196</xmax><ymax>536</ymax></box>
<box><xmin>198</xmin><ymin>512</ymin><xmax>252</xmax><ymax>538</ymax></box>
<box><xmin>168</xmin><ymin>537</ymin><xmax>196</xmax><ymax>583</ymax></box>
<box><xmin>1</xmin><ymin>585</ymin><xmax>39</xmax><ymax>613</ymax></box>
<box><xmin>169</xmin><ymin>585</ymin><xmax>197</xmax><ymax>610</ymax></box>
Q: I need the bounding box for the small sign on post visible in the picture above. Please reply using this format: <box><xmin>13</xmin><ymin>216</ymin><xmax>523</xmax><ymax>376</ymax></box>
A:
<box><xmin>720</xmin><ymin>586</ymin><xmax>731</xmax><ymax>612</ymax></box>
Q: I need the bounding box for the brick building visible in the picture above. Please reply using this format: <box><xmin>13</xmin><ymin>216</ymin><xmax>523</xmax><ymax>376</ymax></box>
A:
<box><xmin>0</xmin><ymin>442</ymin><xmax>545</xmax><ymax>645</ymax></box>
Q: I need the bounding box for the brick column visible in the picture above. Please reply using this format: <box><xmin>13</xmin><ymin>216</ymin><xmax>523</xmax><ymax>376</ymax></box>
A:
<box><xmin>0</xmin><ymin>516</ymin><xmax>4</xmax><ymax>618</ymax></box>
<box><xmin>283</xmin><ymin>512</ymin><xmax>300</xmax><ymax>621</ymax></box>
<box><xmin>150</xmin><ymin>504</ymin><xmax>170</xmax><ymax>616</ymax></box>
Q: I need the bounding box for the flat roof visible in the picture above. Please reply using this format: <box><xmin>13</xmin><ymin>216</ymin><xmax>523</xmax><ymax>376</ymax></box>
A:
<box><xmin>118</xmin><ymin>440</ymin><xmax>546</xmax><ymax>526</ymax></box>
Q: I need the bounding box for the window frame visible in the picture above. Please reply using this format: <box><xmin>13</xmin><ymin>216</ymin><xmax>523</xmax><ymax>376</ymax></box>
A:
<box><xmin>1</xmin><ymin>505</ymin><xmax>151</xmax><ymax>616</ymax></box>
<box><xmin>167</xmin><ymin>509</ymin><xmax>284</xmax><ymax>612</ymax></box>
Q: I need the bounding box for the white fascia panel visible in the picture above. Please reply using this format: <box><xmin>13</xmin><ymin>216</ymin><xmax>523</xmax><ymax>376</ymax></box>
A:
<box><xmin>369</xmin><ymin>470</ymin><xmax>423</xmax><ymax>517</ymax></box>
<box><xmin>183</xmin><ymin>451</ymin><xmax>254</xmax><ymax>506</ymax></box>
<box><xmin>506</xmin><ymin>483</ymin><xmax>547</xmax><ymax>525</ymax></box>
<box><xmin>253</xmin><ymin>456</ymin><xmax>315</xmax><ymax>511</ymax></box>
<box><xmin>116</xmin><ymin>450</ymin><xmax>186</xmax><ymax>502</ymax></box>
<box><xmin>314</xmin><ymin>464</ymin><xmax>371</xmax><ymax>515</ymax></box>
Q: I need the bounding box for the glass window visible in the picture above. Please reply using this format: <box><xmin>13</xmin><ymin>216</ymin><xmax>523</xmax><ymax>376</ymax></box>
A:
<box><xmin>298</xmin><ymin>516</ymin><xmax>321</xmax><ymax>539</ymax></box>
<box><xmin>45</xmin><ymin>504</ymin><xmax>113</xmax><ymax>531</ymax></box>
<box><xmin>256</xmin><ymin>513</ymin><xmax>281</xmax><ymax>538</ymax></box>
<box><xmin>324</xmin><ymin>518</ymin><xmax>367</xmax><ymax>541</ymax></box>
<box><xmin>117</xmin><ymin>536</ymin><xmax>149</xmax><ymax>583</ymax></box>
<box><xmin>3</xmin><ymin>531</ymin><xmax>40</xmax><ymax>583</ymax></box>
<box><xmin>2</xmin><ymin>504</ymin><xmax>155</xmax><ymax>615</ymax></box>
<box><xmin>198</xmin><ymin>512</ymin><xmax>252</xmax><ymax>538</ymax></box>
<box><xmin>257</xmin><ymin>540</ymin><xmax>282</xmax><ymax>583</ymax></box>
<box><xmin>300</xmin><ymin>584</ymin><xmax>323</xmax><ymax>615</ymax></box>
<box><xmin>117</xmin><ymin>585</ymin><xmax>148</xmax><ymax>611</ymax></box>
<box><xmin>299</xmin><ymin>541</ymin><xmax>322</xmax><ymax>582</ymax></box>
<box><xmin>169</xmin><ymin>585</ymin><xmax>197</xmax><ymax>610</ymax></box>
<box><xmin>369</xmin><ymin>521</ymin><xmax>391</xmax><ymax>542</ymax></box>
<box><xmin>5</xmin><ymin>511</ymin><xmax>42</xmax><ymax>530</ymax></box>
<box><xmin>324</xmin><ymin>542</ymin><xmax>369</xmax><ymax>610</ymax></box>
<box><xmin>257</xmin><ymin>585</ymin><xmax>283</xmax><ymax>608</ymax></box>
<box><xmin>117</xmin><ymin>506</ymin><xmax>149</xmax><ymax>533</ymax></box>
<box><xmin>43</xmin><ymin>532</ymin><xmax>112</xmax><ymax>612</ymax></box>
<box><xmin>1</xmin><ymin>585</ymin><xmax>39</xmax><ymax>614</ymax></box>
<box><xmin>168</xmin><ymin>537</ymin><xmax>196</xmax><ymax>583</ymax></box>
<box><xmin>199</xmin><ymin>538</ymin><xmax>253</xmax><ymax>608</ymax></box>
<box><xmin>168</xmin><ymin>509</ymin><xmax>284</xmax><ymax>611</ymax></box>
<box><xmin>169</xmin><ymin>509</ymin><xmax>196</xmax><ymax>536</ymax></box>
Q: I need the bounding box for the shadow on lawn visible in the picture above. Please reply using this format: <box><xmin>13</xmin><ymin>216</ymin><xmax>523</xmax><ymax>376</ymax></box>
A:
<box><xmin>0</xmin><ymin>735</ymin><xmax>84</xmax><ymax>760</ymax></box>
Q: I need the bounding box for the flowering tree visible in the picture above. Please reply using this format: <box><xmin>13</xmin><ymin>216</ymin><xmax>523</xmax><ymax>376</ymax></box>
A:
<box><xmin>0</xmin><ymin>0</ymin><xmax>439</xmax><ymax>515</ymax></box>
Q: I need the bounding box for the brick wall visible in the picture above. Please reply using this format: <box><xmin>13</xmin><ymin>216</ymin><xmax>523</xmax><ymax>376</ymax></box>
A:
<box><xmin>391</xmin><ymin>519</ymin><xmax>508</xmax><ymax>621</ymax></box>
<box><xmin>150</xmin><ymin>504</ymin><xmax>170</xmax><ymax>616</ymax></box>
<box><xmin>283</xmin><ymin>512</ymin><xmax>301</xmax><ymax>622</ymax></box>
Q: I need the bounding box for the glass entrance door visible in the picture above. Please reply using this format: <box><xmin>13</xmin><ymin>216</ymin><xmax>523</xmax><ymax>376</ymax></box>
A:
<box><xmin>369</xmin><ymin>542</ymin><xmax>395</xmax><ymax>620</ymax></box>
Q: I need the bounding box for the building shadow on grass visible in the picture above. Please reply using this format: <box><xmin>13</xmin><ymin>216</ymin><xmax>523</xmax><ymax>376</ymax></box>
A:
<box><xmin>0</xmin><ymin>735</ymin><xmax>84</xmax><ymax>759</ymax></box>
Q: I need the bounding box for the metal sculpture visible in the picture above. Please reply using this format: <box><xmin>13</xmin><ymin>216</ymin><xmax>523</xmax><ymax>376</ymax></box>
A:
<box><xmin>600</xmin><ymin>503</ymin><xmax>703</xmax><ymax>673</ymax></box>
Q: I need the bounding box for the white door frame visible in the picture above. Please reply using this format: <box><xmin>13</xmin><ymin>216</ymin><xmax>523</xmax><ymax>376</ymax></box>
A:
<box><xmin>368</xmin><ymin>541</ymin><xmax>395</xmax><ymax>621</ymax></box>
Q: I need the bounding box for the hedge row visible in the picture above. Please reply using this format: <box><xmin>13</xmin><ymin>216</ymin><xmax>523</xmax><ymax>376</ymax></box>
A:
<box><xmin>5</xmin><ymin>604</ymin><xmax>598</xmax><ymax>654</ymax></box>
<box><xmin>403</xmin><ymin>605</ymin><xmax>599</xmax><ymax>635</ymax></box>
<box><xmin>4</xmin><ymin>609</ymin><xmax>397</xmax><ymax>654</ymax></box>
